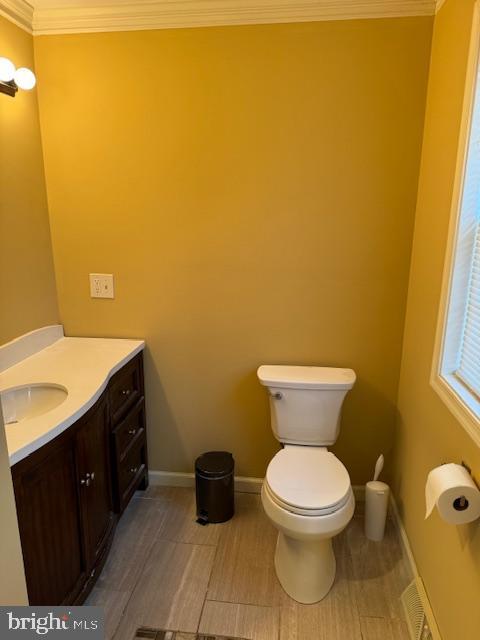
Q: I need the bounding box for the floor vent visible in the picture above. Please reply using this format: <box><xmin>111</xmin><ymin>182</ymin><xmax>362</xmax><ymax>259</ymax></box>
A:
<box><xmin>401</xmin><ymin>577</ymin><xmax>441</xmax><ymax>640</ymax></box>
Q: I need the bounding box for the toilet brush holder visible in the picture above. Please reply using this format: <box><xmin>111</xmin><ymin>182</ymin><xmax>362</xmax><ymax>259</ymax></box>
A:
<box><xmin>365</xmin><ymin>480</ymin><xmax>389</xmax><ymax>541</ymax></box>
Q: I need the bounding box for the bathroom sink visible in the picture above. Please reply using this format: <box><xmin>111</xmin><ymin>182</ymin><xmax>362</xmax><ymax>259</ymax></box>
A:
<box><xmin>0</xmin><ymin>384</ymin><xmax>68</xmax><ymax>425</ymax></box>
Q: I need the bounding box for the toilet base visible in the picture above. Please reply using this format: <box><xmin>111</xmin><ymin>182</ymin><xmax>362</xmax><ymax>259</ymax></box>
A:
<box><xmin>274</xmin><ymin>531</ymin><xmax>336</xmax><ymax>604</ymax></box>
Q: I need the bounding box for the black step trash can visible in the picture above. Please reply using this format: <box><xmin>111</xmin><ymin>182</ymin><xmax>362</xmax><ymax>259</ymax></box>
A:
<box><xmin>195</xmin><ymin>451</ymin><xmax>234</xmax><ymax>525</ymax></box>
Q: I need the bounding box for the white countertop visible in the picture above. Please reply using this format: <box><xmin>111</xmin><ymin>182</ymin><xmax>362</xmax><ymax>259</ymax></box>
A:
<box><xmin>0</xmin><ymin>333</ymin><xmax>144</xmax><ymax>466</ymax></box>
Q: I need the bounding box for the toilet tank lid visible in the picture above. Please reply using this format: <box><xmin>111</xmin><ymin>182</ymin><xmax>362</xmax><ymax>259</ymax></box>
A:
<box><xmin>257</xmin><ymin>365</ymin><xmax>356</xmax><ymax>390</ymax></box>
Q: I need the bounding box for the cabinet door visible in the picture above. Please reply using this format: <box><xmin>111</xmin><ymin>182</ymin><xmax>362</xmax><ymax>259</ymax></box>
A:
<box><xmin>76</xmin><ymin>397</ymin><xmax>114</xmax><ymax>568</ymax></box>
<box><xmin>109</xmin><ymin>354</ymin><xmax>143</xmax><ymax>425</ymax></box>
<box><xmin>13</xmin><ymin>438</ymin><xmax>87</xmax><ymax>605</ymax></box>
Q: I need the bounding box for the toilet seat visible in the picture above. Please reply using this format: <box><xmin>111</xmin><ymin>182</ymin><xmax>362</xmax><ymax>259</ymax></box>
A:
<box><xmin>265</xmin><ymin>446</ymin><xmax>351</xmax><ymax>517</ymax></box>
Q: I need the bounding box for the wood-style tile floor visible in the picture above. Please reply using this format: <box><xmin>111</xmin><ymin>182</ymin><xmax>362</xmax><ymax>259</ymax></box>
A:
<box><xmin>86</xmin><ymin>487</ymin><xmax>412</xmax><ymax>640</ymax></box>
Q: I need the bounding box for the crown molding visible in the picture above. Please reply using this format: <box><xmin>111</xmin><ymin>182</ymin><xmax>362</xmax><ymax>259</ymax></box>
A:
<box><xmin>31</xmin><ymin>1</ymin><xmax>437</xmax><ymax>35</ymax></box>
<box><xmin>0</xmin><ymin>0</ymin><xmax>33</xmax><ymax>32</ymax></box>
<box><xmin>0</xmin><ymin>0</ymin><xmax>437</xmax><ymax>36</ymax></box>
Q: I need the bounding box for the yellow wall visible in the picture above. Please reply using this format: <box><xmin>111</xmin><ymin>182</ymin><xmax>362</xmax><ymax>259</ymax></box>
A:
<box><xmin>394</xmin><ymin>1</ymin><xmax>480</xmax><ymax>639</ymax></box>
<box><xmin>0</xmin><ymin>16</ymin><xmax>59</xmax><ymax>344</ymax></box>
<box><xmin>0</xmin><ymin>14</ymin><xmax>58</xmax><ymax>606</ymax></box>
<box><xmin>34</xmin><ymin>17</ymin><xmax>432</xmax><ymax>480</ymax></box>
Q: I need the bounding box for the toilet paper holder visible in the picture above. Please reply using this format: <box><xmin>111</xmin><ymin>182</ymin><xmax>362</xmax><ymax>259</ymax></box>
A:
<box><xmin>461</xmin><ymin>460</ymin><xmax>472</xmax><ymax>474</ymax></box>
<box><xmin>441</xmin><ymin>460</ymin><xmax>471</xmax><ymax>475</ymax></box>
<box><xmin>440</xmin><ymin>461</ymin><xmax>477</xmax><ymax>511</ymax></box>
<box><xmin>453</xmin><ymin>496</ymin><xmax>469</xmax><ymax>511</ymax></box>
<box><xmin>426</xmin><ymin>461</ymin><xmax>480</xmax><ymax>524</ymax></box>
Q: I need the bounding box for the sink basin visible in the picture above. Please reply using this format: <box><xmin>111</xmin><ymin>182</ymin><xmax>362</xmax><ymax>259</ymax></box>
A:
<box><xmin>0</xmin><ymin>384</ymin><xmax>68</xmax><ymax>424</ymax></box>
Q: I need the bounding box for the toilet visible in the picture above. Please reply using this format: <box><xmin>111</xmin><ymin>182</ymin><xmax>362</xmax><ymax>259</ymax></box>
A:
<box><xmin>257</xmin><ymin>364</ymin><xmax>356</xmax><ymax>604</ymax></box>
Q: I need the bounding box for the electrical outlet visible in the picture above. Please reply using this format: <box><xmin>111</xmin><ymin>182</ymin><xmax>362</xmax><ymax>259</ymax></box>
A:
<box><xmin>89</xmin><ymin>273</ymin><xmax>114</xmax><ymax>299</ymax></box>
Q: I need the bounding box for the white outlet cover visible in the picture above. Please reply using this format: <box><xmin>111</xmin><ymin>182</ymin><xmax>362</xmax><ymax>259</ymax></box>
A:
<box><xmin>89</xmin><ymin>273</ymin><xmax>115</xmax><ymax>299</ymax></box>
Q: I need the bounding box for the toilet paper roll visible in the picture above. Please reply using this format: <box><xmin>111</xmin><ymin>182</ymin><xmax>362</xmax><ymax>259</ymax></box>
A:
<box><xmin>425</xmin><ymin>463</ymin><xmax>480</xmax><ymax>525</ymax></box>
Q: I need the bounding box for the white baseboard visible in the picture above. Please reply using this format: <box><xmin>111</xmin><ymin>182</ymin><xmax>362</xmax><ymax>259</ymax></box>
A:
<box><xmin>234</xmin><ymin>476</ymin><xmax>264</xmax><ymax>493</ymax></box>
<box><xmin>389</xmin><ymin>492</ymin><xmax>419</xmax><ymax>578</ymax></box>
<box><xmin>148</xmin><ymin>470</ymin><xmax>263</xmax><ymax>494</ymax></box>
<box><xmin>148</xmin><ymin>476</ymin><xmax>369</xmax><ymax>502</ymax></box>
<box><xmin>150</xmin><ymin>471</ymin><xmax>366</xmax><ymax>498</ymax></box>
<box><xmin>149</xmin><ymin>470</ymin><xmax>196</xmax><ymax>488</ymax></box>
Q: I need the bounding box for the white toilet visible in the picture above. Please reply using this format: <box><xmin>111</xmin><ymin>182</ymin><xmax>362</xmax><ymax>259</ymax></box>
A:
<box><xmin>257</xmin><ymin>364</ymin><xmax>356</xmax><ymax>604</ymax></box>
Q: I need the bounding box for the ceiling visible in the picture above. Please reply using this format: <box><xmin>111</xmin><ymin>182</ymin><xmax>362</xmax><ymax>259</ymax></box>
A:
<box><xmin>1</xmin><ymin>0</ymin><xmax>442</xmax><ymax>36</ymax></box>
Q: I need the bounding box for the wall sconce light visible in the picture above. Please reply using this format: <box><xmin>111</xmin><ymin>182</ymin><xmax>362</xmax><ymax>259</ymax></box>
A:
<box><xmin>0</xmin><ymin>57</ymin><xmax>36</xmax><ymax>97</ymax></box>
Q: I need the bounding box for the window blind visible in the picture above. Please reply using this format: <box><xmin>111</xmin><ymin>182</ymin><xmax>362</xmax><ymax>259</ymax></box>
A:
<box><xmin>446</xmin><ymin>62</ymin><xmax>480</xmax><ymax>405</ymax></box>
<box><xmin>437</xmin><ymin>25</ymin><xmax>480</xmax><ymax>430</ymax></box>
<box><xmin>456</xmin><ymin>224</ymin><xmax>480</xmax><ymax>398</ymax></box>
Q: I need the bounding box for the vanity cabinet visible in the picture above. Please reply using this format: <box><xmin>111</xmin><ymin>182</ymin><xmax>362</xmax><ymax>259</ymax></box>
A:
<box><xmin>110</xmin><ymin>395</ymin><xmax>148</xmax><ymax>512</ymax></box>
<box><xmin>108</xmin><ymin>353</ymin><xmax>148</xmax><ymax>513</ymax></box>
<box><xmin>11</xmin><ymin>352</ymin><xmax>147</xmax><ymax>606</ymax></box>
<box><xmin>12</xmin><ymin>433</ymin><xmax>87</xmax><ymax>606</ymax></box>
<box><xmin>109</xmin><ymin>355</ymin><xmax>144</xmax><ymax>425</ymax></box>
<box><xmin>76</xmin><ymin>397</ymin><xmax>114</xmax><ymax>569</ymax></box>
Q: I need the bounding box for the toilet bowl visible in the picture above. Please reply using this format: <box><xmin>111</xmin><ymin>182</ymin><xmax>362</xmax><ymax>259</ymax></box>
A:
<box><xmin>257</xmin><ymin>365</ymin><xmax>356</xmax><ymax>604</ymax></box>
<box><xmin>261</xmin><ymin>445</ymin><xmax>354</xmax><ymax>603</ymax></box>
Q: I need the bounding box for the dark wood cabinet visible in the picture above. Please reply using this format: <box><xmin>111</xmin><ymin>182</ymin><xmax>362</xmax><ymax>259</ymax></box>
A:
<box><xmin>76</xmin><ymin>396</ymin><xmax>115</xmax><ymax>569</ymax></box>
<box><xmin>11</xmin><ymin>352</ymin><xmax>147</xmax><ymax>606</ymax></box>
<box><xmin>111</xmin><ymin>401</ymin><xmax>148</xmax><ymax>513</ymax></box>
<box><xmin>13</xmin><ymin>436</ymin><xmax>87</xmax><ymax>605</ymax></box>
<box><xmin>112</xmin><ymin>397</ymin><xmax>146</xmax><ymax>459</ymax></box>
<box><xmin>109</xmin><ymin>355</ymin><xmax>143</xmax><ymax>425</ymax></box>
<box><xmin>109</xmin><ymin>355</ymin><xmax>148</xmax><ymax>513</ymax></box>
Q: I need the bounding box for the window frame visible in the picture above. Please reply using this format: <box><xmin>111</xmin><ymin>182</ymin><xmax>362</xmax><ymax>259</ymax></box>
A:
<box><xmin>431</xmin><ymin>0</ymin><xmax>480</xmax><ymax>447</ymax></box>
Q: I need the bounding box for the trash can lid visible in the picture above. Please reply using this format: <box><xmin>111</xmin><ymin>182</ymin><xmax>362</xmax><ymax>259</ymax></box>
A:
<box><xmin>195</xmin><ymin>451</ymin><xmax>234</xmax><ymax>477</ymax></box>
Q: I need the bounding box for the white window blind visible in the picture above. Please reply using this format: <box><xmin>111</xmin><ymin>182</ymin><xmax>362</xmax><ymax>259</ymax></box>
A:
<box><xmin>440</xmin><ymin>58</ymin><xmax>480</xmax><ymax>414</ymax></box>
<box><xmin>456</xmin><ymin>225</ymin><xmax>480</xmax><ymax>398</ymax></box>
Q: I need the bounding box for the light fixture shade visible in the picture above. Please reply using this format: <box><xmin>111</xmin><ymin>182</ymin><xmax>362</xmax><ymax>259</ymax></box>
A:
<box><xmin>0</xmin><ymin>57</ymin><xmax>15</xmax><ymax>82</ymax></box>
<box><xmin>14</xmin><ymin>67</ymin><xmax>36</xmax><ymax>90</ymax></box>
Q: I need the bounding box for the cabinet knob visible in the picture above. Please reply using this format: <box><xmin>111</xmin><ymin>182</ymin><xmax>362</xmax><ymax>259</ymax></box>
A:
<box><xmin>130</xmin><ymin>466</ymin><xmax>138</xmax><ymax>474</ymax></box>
<box><xmin>128</xmin><ymin>428</ymin><xmax>137</xmax><ymax>435</ymax></box>
<box><xmin>121</xmin><ymin>389</ymin><xmax>131</xmax><ymax>397</ymax></box>
<box><xmin>81</xmin><ymin>472</ymin><xmax>95</xmax><ymax>487</ymax></box>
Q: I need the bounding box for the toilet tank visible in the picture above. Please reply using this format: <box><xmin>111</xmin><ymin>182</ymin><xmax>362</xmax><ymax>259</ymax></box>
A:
<box><xmin>257</xmin><ymin>365</ymin><xmax>356</xmax><ymax>446</ymax></box>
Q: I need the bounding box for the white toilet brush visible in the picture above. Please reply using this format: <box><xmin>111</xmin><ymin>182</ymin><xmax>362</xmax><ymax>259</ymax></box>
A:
<box><xmin>373</xmin><ymin>454</ymin><xmax>384</xmax><ymax>481</ymax></box>
<box><xmin>365</xmin><ymin>454</ymin><xmax>389</xmax><ymax>541</ymax></box>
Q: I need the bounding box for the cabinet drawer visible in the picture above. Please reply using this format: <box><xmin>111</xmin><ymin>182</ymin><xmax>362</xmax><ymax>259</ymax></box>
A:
<box><xmin>119</xmin><ymin>438</ymin><xmax>146</xmax><ymax>498</ymax></box>
<box><xmin>113</xmin><ymin>398</ymin><xmax>145</xmax><ymax>460</ymax></box>
<box><xmin>109</xmin><ymin>355</ymin><xmax>143</xmax><ymax>425</ymax></box>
